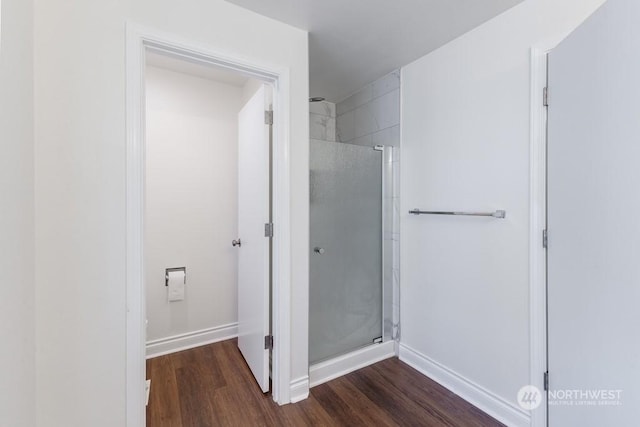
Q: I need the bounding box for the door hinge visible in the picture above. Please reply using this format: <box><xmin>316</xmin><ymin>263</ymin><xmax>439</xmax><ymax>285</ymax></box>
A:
<box><xmin>542</xmin><ymin>229</ymin><xmax>548</xmax><ymax>249</ymax></box>
<box><xmin>264</xmin><ymin>335</ymin><xmax>273</xmax><ymax>350</ymax></box>
<box><xmin>544</xmin><ymin>371</ymin><xmax>549</xmax><ymax>391</ymax></box>
<box><xmin>264</xmin><ymin>223</ymin><xmax>274</xmax><ymax>238</ymax></box>
<box><xmin>543</xmin><ymin>87</ymin><xmax>549</xmax><ymax>107</ymax></box>
<box><xmin>265</xmin><ymin>110</ymin><xmax>273</xmax><ymax>125</ymax></box>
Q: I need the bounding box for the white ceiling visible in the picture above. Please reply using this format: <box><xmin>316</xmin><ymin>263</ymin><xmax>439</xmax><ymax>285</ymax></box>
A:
<box><xmin>146</xmin><ymin>51</ymin><xmax>250</xmax><ymax>87</ymax></box>
<box><xmin>225</xmin><ymin>0</ymin><xmax>523</xmax><ymax>102</ymax></box>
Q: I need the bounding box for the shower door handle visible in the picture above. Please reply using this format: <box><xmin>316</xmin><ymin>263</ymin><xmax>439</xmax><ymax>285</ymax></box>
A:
<box><xmin>232</xmin><ymin>239</ymin><xmax>242</xmax><ymax>247</ymax></box>
<box><xmin>314</xmin><ymin>247</ymin><xmax>325</xmax><ymax>254</ymax></box>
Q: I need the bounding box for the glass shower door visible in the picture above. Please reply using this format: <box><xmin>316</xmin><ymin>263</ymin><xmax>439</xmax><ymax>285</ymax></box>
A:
<box><xmin>309</xmin><ymin>140</ymin><xmax>382</xmax><ymax>364</ymax></box>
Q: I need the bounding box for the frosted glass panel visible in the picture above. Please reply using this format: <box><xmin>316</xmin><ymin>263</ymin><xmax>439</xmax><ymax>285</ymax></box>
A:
<box><xmin>309</xmin><ymin>140</ymin><xmax>382</xmax><ymax>364</ymax></box>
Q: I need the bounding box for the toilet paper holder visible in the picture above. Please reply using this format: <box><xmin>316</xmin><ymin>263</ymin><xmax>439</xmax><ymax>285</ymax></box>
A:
<box><xmin>165</xmin><ymin>267</ymin><xmax>186</xmax><ymax>286</ymax></box>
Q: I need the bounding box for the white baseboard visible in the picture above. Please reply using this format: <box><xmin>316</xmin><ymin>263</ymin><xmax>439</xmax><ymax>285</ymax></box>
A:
<box><xmin>146</xmin><ymin>323</ymin><xmax>238</xmax><ymax>359</ymax></box>
<box><xmin>399</xmin><ymin>344</ymin><xmax>530</xmax><ymax>427</ymax></box>
<box><xmin>309</xmin><ymin>341</ymin><xmax>396</xmax><ymax>388</ymax></box>
<box><xmin>290</xmin><ymin>376</ymin><xmax>310</xmax><ymax>403</ymax></box>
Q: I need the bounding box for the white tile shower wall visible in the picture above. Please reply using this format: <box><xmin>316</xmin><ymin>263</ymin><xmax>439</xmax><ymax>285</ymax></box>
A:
<box><xmin>335</xmin><ymin>70</ymin><xmax>402</xmax><ymax>341</ymax></box>
<box><xmin>336</xmin><ymin>70</ymin><xmax>400</xmax><ymax>148</ymax></box>
<box><xmin>392</xmin><ymin>147</ymin><xmax>401</xmax><ymax>340</ymax></box>
<box><xmin>383</xmin><ymin>148</ymin><xmax>394</xmax><ymax>340</ymax></box>
<box><xmin>309</xmin><ymin>101</ymin><xmax>336</xmax><ymax>142</ymax></box>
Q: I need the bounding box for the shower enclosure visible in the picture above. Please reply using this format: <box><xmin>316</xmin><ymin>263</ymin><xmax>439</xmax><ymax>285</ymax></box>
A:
<box><xmin>309</xmin><ymin>139</ymin><xmax>392</xmax><ymax>364</ymax></box>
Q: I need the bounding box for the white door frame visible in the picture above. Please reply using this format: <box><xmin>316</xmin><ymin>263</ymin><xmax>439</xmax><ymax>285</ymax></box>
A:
<box><xmin>125</xmin><ymin>23</ymin><xmax>292</xmax><ymax>427</ymax></box>
<box><xmin>529</xmin><ymin>45</ymin><xmax>553</xmax><ymax>427</ymax></box>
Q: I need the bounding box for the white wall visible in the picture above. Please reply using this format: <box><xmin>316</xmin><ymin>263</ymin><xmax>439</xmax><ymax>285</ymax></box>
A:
<box><xmin>145</xmin><ymin>66</ymin><xmax>245</xmax><ymax>349</ymax></box>
<box><xmin>33</xmin><ymin>0</ymin><xmax>308</xmax><ymax>425</ymax></box>
<box><xmin>400</xmin><ymin>0</ymin><xmax>605</xmax><ymax>424</ymax></box>
<box><xmin>0</xmin><ymin>0</ymin><xmax>35</xmax><ymax>426</ymax></box>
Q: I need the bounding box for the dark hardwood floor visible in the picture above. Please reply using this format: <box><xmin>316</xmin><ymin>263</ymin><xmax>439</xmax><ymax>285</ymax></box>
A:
<box><xmin>146</xmin><ymin>339</ymin><xmax>504</xmax><ymax>427</ymax></box>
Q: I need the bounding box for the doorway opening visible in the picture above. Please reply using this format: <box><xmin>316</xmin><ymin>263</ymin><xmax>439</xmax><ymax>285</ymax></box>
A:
<box><xmin>126</xmin><ymin>25</ymin><xmax>293</xmax><ymax>426</ymax></box>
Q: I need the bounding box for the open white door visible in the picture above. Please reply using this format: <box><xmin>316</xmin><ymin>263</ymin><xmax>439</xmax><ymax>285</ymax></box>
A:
<box><xmin>547</xmin><ymin>0</ymin><xmax>640</xmax><ymax>425</ymax></box>
<box><xmin>237</xmin><ymin>84</ymin><xmax>271</xmax><ymax>393</ymax></box>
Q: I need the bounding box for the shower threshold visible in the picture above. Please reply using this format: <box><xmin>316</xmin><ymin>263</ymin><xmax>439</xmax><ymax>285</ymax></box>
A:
<box><xmin>309</xmin><ymin>340</ymin><xmax>396</xmax><ymax>387</ymax></box>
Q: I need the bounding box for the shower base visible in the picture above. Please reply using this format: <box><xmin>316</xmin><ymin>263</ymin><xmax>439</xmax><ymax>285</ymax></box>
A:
<box><xmin>309</xmin><ymin>340</ymin><xmax>396</xmax><ymax>387</ymax></box>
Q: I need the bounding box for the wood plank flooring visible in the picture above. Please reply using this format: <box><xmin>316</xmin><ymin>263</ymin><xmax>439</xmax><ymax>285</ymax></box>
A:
<box><xmin>146</xmin><ymin>339</ymin><xmax>504</xmax><ymax>427</ymax></box>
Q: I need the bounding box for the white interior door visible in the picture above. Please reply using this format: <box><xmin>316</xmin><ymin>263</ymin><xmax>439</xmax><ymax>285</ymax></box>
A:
<box><xmin>547</xmin><ymin>0</ymin><xmax>640</xmax><ymax>425</ymax></box>
<box><xmin>237</xmin><ymin>84</ymin><xmax>270</xmax><ymax>393</ymax></box>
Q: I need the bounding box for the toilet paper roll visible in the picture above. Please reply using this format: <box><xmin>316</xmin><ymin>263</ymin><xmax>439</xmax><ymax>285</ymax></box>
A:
<box><xmin>167</xmin><ymin>270</ymin><xmax>185</xmax><ymax>302</ymax></box>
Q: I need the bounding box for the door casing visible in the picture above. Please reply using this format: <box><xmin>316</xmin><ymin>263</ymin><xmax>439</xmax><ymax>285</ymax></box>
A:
<box><xmin>529</xmin><ymin>46</ymin><xmax>552</xmax><ymax>427</ymax></box>
<box><xmin>125</xmin><ymin>23</ymin><xmax>293</xmax><ymax>427</ymax></box>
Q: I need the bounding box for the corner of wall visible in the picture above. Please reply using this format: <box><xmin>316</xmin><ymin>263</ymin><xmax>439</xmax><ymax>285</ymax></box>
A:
<box><xmin>399</xmin><ymin>344</ymin><xmax>530</xmax><ymax>427</ymax></box>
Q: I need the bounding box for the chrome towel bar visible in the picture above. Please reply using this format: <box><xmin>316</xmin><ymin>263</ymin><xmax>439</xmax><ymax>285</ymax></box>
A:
<box><xmin>409</xmin><ymin>209</ymin><xmax>506</xmax><ymax>219</ymax></box>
